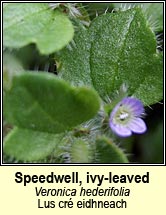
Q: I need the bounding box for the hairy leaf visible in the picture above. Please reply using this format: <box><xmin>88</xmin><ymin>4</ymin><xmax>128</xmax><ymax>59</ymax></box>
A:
<box><xmin>3</xmin><ymin>3</ymin><xmax>74</xmax><ymax>54</ymax></box>
<box><xmin>70</xmin><ymin>138</ymin><xmax>91</xmax><ymax>163</ymax></box>
<box><xmin>59</xmin><ymin>7</ymin><xmax>163</xmax><ymax>105</ymax></box>
<box><xmin>4</xmin><ymin>127</ymin><xmax>64</xmax><ymax>161</ymax></box>
<box><xmin>4</xmin><ymin>72</ymin><xmax>100</xmax><ymax>133</ymax></box>
<box><xmin>95</xmin><ymin>136</ymin><xmax>128</xmax><ymax>163</ymax></box>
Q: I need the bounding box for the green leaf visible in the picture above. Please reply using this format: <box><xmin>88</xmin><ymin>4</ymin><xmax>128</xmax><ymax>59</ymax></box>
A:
<box><xmin>70</xmin><ymin>138</ymin><xmax>91</xmax><ymax>163</ymax></box>
<box><xmin>3</xmin><ymin>3</ymin><xmax>74</xmax><ymax>54</ymax></box>
<box><xmin>89</xmin><ymin>8</ymin><xmax>162</xmax><ymax>104</ymax></box>
<box><xmin>95</xmin><ymin>136</ymin><xmax>128</xmax><ymax>163</ymax></box>
<box><xmin>58</xmin><ymin>8</ymin><xmax>163</xmax><ymax>105</ymax></box>
<box><xmin>58</xmin><ymin>21</ymin><xmax>92</xmax><ymax>86</ymax></box>
<box><xmin>3</xmin><ymin>127</ymin><xmax>64</xmax><ymax>161</ymax></box>
<box><xmin>133</xmin><ymin>53</ymin><xmax>163</xmax><ymax>105</ymax></box>
<box><xmin>4</xmin><ymin>72</ymin><xmax>100</xmax><ymax>134</ymax></box>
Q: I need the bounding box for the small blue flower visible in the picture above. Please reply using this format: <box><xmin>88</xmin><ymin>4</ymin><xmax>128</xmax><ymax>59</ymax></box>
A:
<box><xmin>109</xmin><ymin>97</ymin><xmax>147</xmax><ymax>137</ymax></box>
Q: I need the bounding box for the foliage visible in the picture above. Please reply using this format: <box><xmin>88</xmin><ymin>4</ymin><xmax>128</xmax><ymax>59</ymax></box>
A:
<box><xmin>3</xmin><ymin>3</ymin><xmax>74</xmax><ymax>54</ymax></box>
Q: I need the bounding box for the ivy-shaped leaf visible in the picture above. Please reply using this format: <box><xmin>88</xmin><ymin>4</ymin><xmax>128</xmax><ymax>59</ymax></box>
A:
<box><xmin>58</xmin><ymin>7</ymin><xmax>163</xmax><ymax>105</ymax></box>
<box><xmin>3</xmin><ymin>72</ymin><xmax>100</xmax><ymax>161</ymax></box>
<box><xmin>4</xmin><ymin>72</ymin><xmax>100</xmax><ymax>133</ymax></box>
<box><xmin>3</xmin><ymin>3</ymin><xmax>74</xmax><ymax>54</ymax></box>
<box><xmin>90</xmin><ymin>8</ymin><xmax>163</xmax><ymax>105</ymax></box>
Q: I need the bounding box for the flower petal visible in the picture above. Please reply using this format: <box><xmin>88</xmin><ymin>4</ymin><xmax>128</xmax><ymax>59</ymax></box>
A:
<box><xmin>122</xmin><ymin>97</ymin><xmax>144</xmax><ymax>116</ymax></box>
<box><xmin>109</xmin><ymin>97</ymin><xmax>147</xmax><ymax>137</ymax></box>
<box><xmin>129</xmin><ymin>118</ymin><xmax>147</xmax><ymax>134</ymax></box>
<box><xmin>109</xmin><ymin>122</ymin><xmax>132</xmax><ymax>137</ymax></box>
